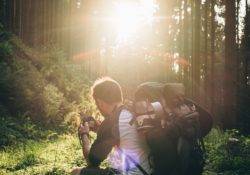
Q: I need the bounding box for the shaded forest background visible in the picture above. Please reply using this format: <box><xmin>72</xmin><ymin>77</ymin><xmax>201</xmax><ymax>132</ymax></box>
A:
<box><xmin>1</xmin><ymin>0</ymin><xmax>249</xmax><ymax>131</ymax></box>
<box><xmin>0</xmin><ymin>0</ymin><xmax>250</xmax><ymax>174</ymax></box>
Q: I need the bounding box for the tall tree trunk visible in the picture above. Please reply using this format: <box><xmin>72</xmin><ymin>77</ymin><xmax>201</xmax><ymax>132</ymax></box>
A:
<box><xmin>5</xmin><ymin>0</ymin><xmax>12</xmax><ymax>30</ymax></box>
<box><xmin>191</xmin><ymin>1</ymin><xmax>195</xmax><ymax>98</ymax></box>
<box><xmin>245</xmin><ymin>1</ymin><xmax>250</xmax><ymax>88</ymax></box>
<box><xmin>0</xmin><ymin>0</ymin><xmax>6</xmax><ymax>25</ymax></box>
<box><xmin>204</xmin><ymin>0</ymin><xmax>209</xmax><ymax>108</ymax></box>
<box><xmin>23</xmin><ymin>0</ymin><xmax>31</xmax><ymax>44</ymax></box>
<box><xmin>235</xmin><ymin>0</ymin><xmax>241</xmax><ymax>124</ymax></box>
<box><xmin>193</xmin><ymin>0</ymin><xmax>201</xmax><ymax>101</ymax></box>
<box><xmin>183</xmin><ymin>0</ymin><xmax>189</xmax><ymax>93</ymax></box>
<box><xmin>237</xmin><ymin>0</ymin><xmax>250</xmax><ymax>133</ymax></box>
<box><xmin>224</xmin><ymin>0</ymin><xmax>237</xmax><ymax>128</ymax></box>
<box><xmin>13</xmin><ymin>0</ymin><xmax>17</xmax><ymax>33</ymax></box>
<box><xmin>210</xmin><ymin>0</ymin><xmax>215</xmax><ymax>115</ymax></box>
<box><xmin>178</xmin><ymin>0</ymin><xmax>184</xmax><ymax>82</ymax></box>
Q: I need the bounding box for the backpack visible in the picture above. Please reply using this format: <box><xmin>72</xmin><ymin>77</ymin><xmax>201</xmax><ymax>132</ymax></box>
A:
<box><xmin>131</xmin><ymin>82</ymin><xmax>213</xmax><ymax>175</ymax></box>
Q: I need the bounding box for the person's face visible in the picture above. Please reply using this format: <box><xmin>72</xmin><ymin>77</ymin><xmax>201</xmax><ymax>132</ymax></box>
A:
<box><xmin>95</xmin><ymin>98</ymin><xmax>109</xmax><ymax>117</ymax></box>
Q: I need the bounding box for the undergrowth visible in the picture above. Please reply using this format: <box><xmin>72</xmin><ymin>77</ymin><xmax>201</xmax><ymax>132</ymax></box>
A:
<box><xmin>0</xmin><ymin>128</ymin><xmax>249</xmax><ymax>175</ymax></box>
<box><xmin>0</xmin><ymin>135</ymin><xmax>84</xmax><ymax>175</ymax></box>
<box><xmin>203</xmin><ymin>128</ymin><xmax>250</xmax><ymax>175</ymax></box>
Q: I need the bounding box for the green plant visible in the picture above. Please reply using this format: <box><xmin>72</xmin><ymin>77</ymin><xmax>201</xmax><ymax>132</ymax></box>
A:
<box><xmin>0</xmin><ymin>41</ymin><xmax>12</xmax><ymax>57</ymax></box>
<box><xmin>204</xmin><ymin>128</ymin><xmax>250</xmax><ymax>174</ymax></box>
<box><xmin>0</xmin><ymin>33</ymin><xmax>93</xmax><ymax>129</ymax></box>
<box><xmin>43</xmin><ymin>84</ymin><xmax>65</xmax><ymax>123</ymax></box>
<box><xmin>0</xmin><ymin>23</ymin><xmax>12</xmax><ymax>57</ymax></box>
<box><xmin>14</xmin><ymin>153</ymin><xmax>39</xmax><ymax>170</ymax></box>
<box><xmin>45</xmin><ymin>167</ymin><xmax>68</xmax><ymax>175</ymax></box>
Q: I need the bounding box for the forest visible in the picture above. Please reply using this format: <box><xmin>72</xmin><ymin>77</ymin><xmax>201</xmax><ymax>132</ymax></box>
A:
<box><xmin>0</xmin><ymin>0</ymin><xmax>249</xmax><ymax>175</ymax></box>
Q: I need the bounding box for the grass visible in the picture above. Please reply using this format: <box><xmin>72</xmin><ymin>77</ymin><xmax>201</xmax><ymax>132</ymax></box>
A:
<box><xmin>1</xmin><ymin>129</ymin><xmax>250</xmax><ymax>175</ymax></box>
<box><xmin>0</xmin><ymin>134</ymin><xmax>85</xmax><ymax>175</ymax></box>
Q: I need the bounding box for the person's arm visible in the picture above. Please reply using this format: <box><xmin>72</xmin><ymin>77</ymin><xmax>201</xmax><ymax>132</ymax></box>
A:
<box><xmin>88</xmin><ymin>120</ymin><xmax>119</xmax><ymax>167</ymax></box>
<box><xmin>79</xmin><ymin>119</ymin><xmax>118</xmax><ymax>167</ymax></box>
<box><xmin>79</xmin><ymin>122</ymin><xmax>91</xmax><ymax>165</ymax></box>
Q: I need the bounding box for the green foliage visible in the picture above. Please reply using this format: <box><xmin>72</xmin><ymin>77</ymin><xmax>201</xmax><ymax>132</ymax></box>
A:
<box><xmin>45</xmin><ymin>167</ymin><xmax>68</xmax><ymax>175</ymax></box>
<box><xmin>0</xmin><ymin>23</ymin><xmax>12</xmax><ymax>57</ymax></box>
<box><xmin>0</xmin><ymin>135</ymin><xmax>84</xmax><ymax>175</ymax></box>
<box><xmin>204</xmin><ymin>128</ymin><xmax>250</xmax><ymax>175</ymax></box>
<box><xmin>6</xmin><ymin>58</ymin><xmax>47</xmax><ymax>118</ymax></box>
<box><xmin>0</xmin><ymin>113</ymin><xmax>55</xmax><ymax>148</ymax></box>
<box><xmin>43</xmin><ymin>84</ymin><xmax>65</xmax><ymax>123</ymax></box>
<box><xmin>13</xmin><ymin>153</ymin><xmax>39</xmax><ymax>170</ymax></box>
<box><xmin>0</xmin><ymin>128</ymin><xmax>250</xmax><ymax>175</ymax></box>
<box><xmin>0</xmin><ymin>24</ymin><xmax>100</xmax><ymax>148</ymax></box>
<box><xmin>0</xmin><ymin>41</ymin><xmax>12</xmax><ymax>57</ymax></box>
<box><xmin>0</xmin><ymin>28</ymin><xmax>96</xmax><ymax>133</ymax></box>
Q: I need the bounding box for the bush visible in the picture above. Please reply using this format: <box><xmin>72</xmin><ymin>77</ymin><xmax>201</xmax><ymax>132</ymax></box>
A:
<box><xmin>0</xmin><ymin>23</ymin><xmax>12</xmax><ymax>57</ymax></box>
<box><xmin>0</xmin><ymin>25</ymin><xmax>98</xmax><ymax>147</ymax></box>
<box><xmin>0</xmin><ymin>113</ymin><xmax>52</xmax><ymax>148</ymax></box>
<box><xmin>0</xmin><ymin>34</ymin><xmax>93</xmax><ymax>122</ymax></box>
<box><xmin>43</xmin><ymin>84</ymin><xmax>65</xmax><ymax>124</ymax></box>
<box><xmin>204</xmin><ymin>128</ymin><xmax>250</xmax><ymax>174</ymax></box>
<box><xmin>6</xmin><ymin>58</ymin><xmax>47</xmax><ymax>120</ymax></box>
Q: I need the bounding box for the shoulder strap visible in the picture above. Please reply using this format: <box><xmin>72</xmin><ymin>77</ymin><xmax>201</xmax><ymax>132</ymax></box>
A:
<box><xmin>116</xmin><ymin>147</ymin><xmax>150</xmax><ymax>175</ymax></box>
<box><xmin>111</xmin><ymin>104</ymin><xmax>150</xmax><ymax>175</ymax></box>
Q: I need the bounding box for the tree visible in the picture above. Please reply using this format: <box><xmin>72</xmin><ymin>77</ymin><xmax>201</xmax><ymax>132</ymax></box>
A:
<box><xmin>238</xmin><ymin>0</ymin><xmax>250</xmax><ymax>133</ymax></box>
<box><xmin>193</xmin><ymin>0</ymin><xmax>201</xmax><ymax>101</ymax></box>
<box><xmin>203</xmin><ymin>0</ymin><xmax>209</xmax><ymax>107</ymax></box>
<box><xmin>223</xmin><ymin>0</ymin><xmax>237</xmax><ymax>128</ymax></box>
<box><xmin>183</xmin><ymin>0</ymin><xmax>189</xmax><ymax>91</ymax></box>
<box><xmin>210</xmin><ymin>0</ymin><xmax>215</xmax><ymax>114</ymax></box>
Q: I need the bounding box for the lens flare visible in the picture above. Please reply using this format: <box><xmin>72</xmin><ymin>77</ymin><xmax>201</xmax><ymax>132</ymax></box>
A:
<box><xmin>114</xmin><ymin>2</ymin><xmax>141</xmax><ymax>42</ymax></box>
<box><xmin>111</xmin><ymin>0</ymin><xmax>158</xmax><ymax>43</ymax></box>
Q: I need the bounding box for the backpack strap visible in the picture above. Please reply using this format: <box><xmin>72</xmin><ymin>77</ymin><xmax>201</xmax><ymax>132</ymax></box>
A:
<box><xmin>111</xmin><ymin>103</ymin><xmax>150</xmax><ymax>175</ymax></box>
<box><xmin>116</xmin><ymin>147</ymin><xmax>150</xmax><ymax>175</ymax></box>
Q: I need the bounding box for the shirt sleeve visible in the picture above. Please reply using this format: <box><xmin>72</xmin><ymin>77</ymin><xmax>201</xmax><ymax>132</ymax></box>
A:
<box><xmin>88</xmin><ymin>119</ymin><xmax>119</xmax><ymax>167</ymax></box>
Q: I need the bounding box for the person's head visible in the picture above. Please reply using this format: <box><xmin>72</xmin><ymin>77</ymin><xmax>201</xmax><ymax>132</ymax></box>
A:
<box><xmin>91</xmin><ymin>77</ymin><xmax>123</xmax><ymax>117</ymax></box>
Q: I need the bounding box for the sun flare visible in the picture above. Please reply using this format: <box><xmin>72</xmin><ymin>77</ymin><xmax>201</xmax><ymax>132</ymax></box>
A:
<box><xmin>111</xmin><ymin>0</ymin><xmax>158</xmax><ymax>43</ymax></box>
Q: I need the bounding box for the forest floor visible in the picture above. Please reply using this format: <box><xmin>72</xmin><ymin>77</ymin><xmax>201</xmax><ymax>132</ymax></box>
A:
<box><xmin>0</xmin><ymin>134</ymin><xmax>83</xmax><ymax>175</ymax></box>
<box><xmin>0</xmin><ymin>129</ymin><xmax>250</xmax><ymax>175</ymax></box>
<box><xmin>0</xmin><ymin>133</ymin><xmax>113</xmax><ymax>175</ymax></box>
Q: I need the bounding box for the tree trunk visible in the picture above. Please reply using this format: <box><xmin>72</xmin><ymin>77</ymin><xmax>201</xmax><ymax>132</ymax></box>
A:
<box><xmin>193</xmin><ymin>0</ymin><xmax>201</xmax><ymax>101</ymax></box>
<box><xmin>204</xmin><ymin>0</ymin><xmax>209</xmax><ymax>108</ymax></box>
<box><xmin>183</xmin><ymin>0</ymin><xmax>189</xmax><ymax>92</ymax></box>
<box><xmin>210</xmin><ymin>0</ymin><xmax>215</xmax><ymax>115</ymax></box>
<box><xmin>223</xmin><ymin>0</ymin><xmax>237</xmax><ymax>128</ymax></box>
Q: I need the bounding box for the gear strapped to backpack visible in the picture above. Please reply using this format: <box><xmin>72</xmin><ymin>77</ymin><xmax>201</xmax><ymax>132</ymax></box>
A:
<box><xmin>130</xmin><ymin>82</ymin><xmax>213</xmax><ymax>175</ymax></box>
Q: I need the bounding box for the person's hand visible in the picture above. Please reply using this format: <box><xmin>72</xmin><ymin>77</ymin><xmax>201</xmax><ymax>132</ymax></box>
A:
<box><xmin>79</xmin><ymin>122</ymin><xmax>90</xmax><ymax>136</ymax></box>
<box><xmin>89</xmin><ymin>119</ymin><xmax>101</xmax><ymax>133</ymax></box>
<box><xmin>71</xmin><ymin>167</ymin><xmax>82</xmax><ymax>175</ymax></box>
